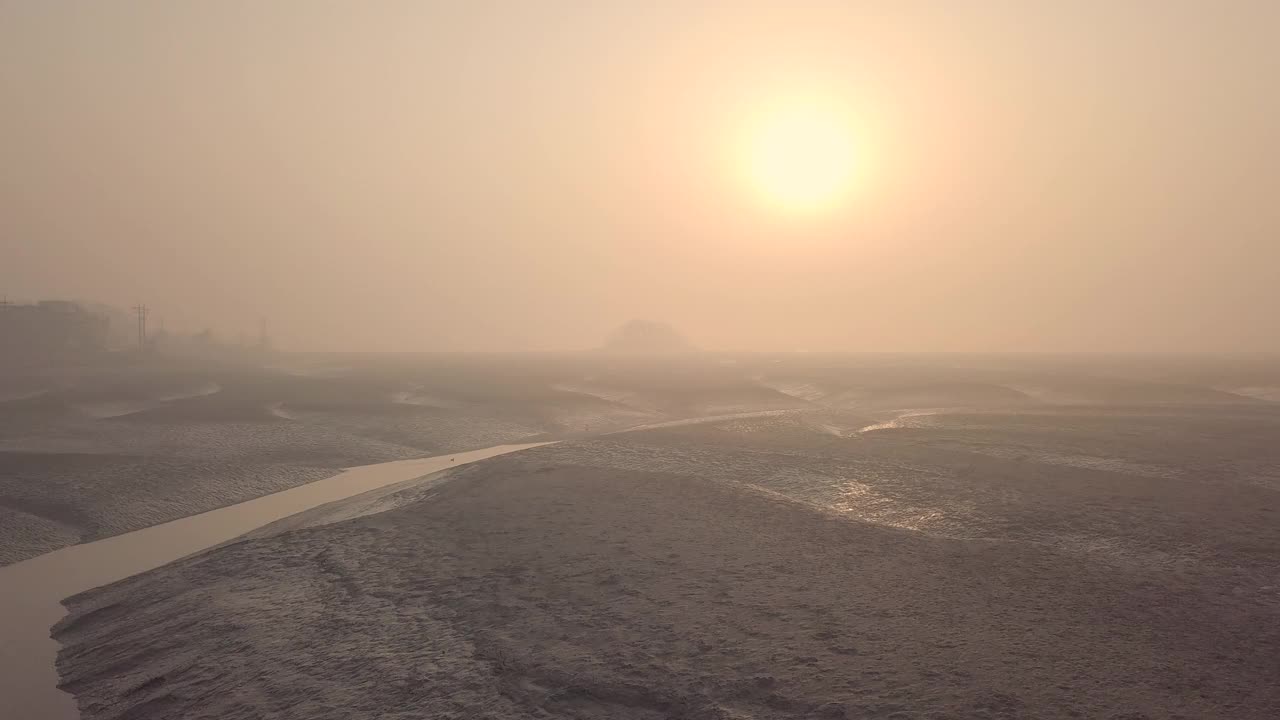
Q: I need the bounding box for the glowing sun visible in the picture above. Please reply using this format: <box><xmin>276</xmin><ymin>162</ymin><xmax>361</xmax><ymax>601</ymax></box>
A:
<box><xmin>741</xmin><ymin>100</ymin><xmax>859</xmax><ymax>213</ymax></box>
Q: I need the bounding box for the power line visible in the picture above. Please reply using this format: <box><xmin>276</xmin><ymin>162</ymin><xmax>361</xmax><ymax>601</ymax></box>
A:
<box><xmin>131</xmin><ymin>304</ymin><xmax>149</xmax><ymax>351</ymax></box>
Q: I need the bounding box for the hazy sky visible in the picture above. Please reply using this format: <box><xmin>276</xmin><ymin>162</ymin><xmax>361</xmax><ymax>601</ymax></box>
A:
<box><xmin>4</xmin><ymin>2</ymin><xmax>1278</xmax><ymax>351</ymax></box>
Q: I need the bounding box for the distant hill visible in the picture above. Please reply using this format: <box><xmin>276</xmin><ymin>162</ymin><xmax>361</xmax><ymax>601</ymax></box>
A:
<box><xmin>599</xmin><ymin>320</ymin><xmax>696</xmax><ymax>354</ymax></box>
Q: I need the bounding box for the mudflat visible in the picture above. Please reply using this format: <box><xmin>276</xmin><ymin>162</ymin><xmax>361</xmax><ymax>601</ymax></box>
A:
<box><xmin>55</xmin><ymin>420</ymin><xmax>1280</xmax><ymax>719</ymax></box>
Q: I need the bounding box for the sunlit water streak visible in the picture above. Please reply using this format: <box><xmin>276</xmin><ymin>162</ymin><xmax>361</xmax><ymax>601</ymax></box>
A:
<box><xmin>0</xmin><ymin>442</ymin><xmax>547</xmax><ymax>720</ymax></box>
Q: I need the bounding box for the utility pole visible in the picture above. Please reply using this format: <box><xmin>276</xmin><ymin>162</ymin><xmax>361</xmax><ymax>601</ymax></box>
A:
<box><xmin>131</xmin><ymin>304</ymin><xmax>149</xmax><ymax>351</ymax></box>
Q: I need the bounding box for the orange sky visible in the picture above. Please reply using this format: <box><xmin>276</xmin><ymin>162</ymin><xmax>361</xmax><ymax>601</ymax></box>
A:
<box><xmin>4</xmin><ymin>2</ymin><xmax>1279</xmax><ymax>351</ymax></box>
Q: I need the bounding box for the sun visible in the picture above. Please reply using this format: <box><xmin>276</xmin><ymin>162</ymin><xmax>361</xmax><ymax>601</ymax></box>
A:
<box><xmin>741</xmin><ymin>100</ymin><xmax>859</xmax><ymax>214</ymax></box>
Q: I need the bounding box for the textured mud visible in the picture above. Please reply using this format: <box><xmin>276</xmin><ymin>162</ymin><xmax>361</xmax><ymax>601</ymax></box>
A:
<box><xmin>55</xmin><ymin>415</ymin><xmax>1280</xmax><ymax>719</ymax></box>
<box><xmin>0</xmin><ymin>362</ymin><xmax>688</xmax><ymax>565</ymax></box>
<box><xmin>7</xmin><ymin>355</ymin><xmax>1276</xmax><ymax>565</ymax></box>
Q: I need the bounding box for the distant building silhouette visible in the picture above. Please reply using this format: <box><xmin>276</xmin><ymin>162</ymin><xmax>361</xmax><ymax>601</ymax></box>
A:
<box><xmin>0</xmin><ymin>300</ymin><xmax>110</xmax><ymax>366</ymax></box>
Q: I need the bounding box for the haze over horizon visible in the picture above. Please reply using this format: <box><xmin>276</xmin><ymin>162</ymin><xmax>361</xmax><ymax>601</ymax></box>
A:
<box><xmin>5</xmin><ymin>1</ymin><xmax>1279</xmax><ymax>353</ymax></box>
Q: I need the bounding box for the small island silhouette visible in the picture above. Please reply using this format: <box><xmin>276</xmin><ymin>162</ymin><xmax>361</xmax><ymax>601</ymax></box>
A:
<box><xmin>599</xmin><ymin>320</ymin><xmax>696</xmax><ymax>354</ymax></box>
